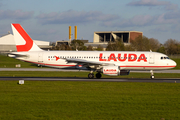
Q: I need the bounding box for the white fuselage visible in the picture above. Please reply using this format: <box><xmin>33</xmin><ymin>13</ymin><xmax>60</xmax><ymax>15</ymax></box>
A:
<box><xmin>11</xmin><ymin>51</ymin><xmax>176</xmax><ymax>70</ymax></box>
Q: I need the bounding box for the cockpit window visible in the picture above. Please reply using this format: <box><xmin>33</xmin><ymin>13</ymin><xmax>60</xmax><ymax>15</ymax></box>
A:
<box><xmin>161</xmin><ymin>56</ymin><xmax>170</xmax><ymax>60</ymax></box>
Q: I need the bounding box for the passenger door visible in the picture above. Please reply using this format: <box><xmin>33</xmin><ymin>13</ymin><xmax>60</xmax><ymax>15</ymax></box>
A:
<box><xmin>149</xmin><ymin>54</ymin><xmax>154</xmax><ymax>64</ymax></box>
<box><xmin>38</xmin><ymin>52</ymin><xmax>43</xmax><ymax>63</ymax></box>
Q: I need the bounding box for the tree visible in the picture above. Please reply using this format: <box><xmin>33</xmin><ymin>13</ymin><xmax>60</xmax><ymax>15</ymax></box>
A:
<box><xmin>52</xmin><ymin>43</ymin><xmax>72</xmax><ymax>50</ymax></box>
<box><xmin>70</xmin><ymin>40</ymin><xmax>87</xmax><ymax>50</ymax></box>
<box><xmin>124</xmin><ymin>45</ymin><xmax>135</xmax><ymax>51</ymax></box>
<box><xmin>164</xmin><ymin>39</ymin><xmax>180</xmax><ymax>55</ymax></box>
<box><xmin>96</xmin><ymin>45</ymin><xmax>104</xmax><ymax>51</ymax></box>
<box><xmin>130</xmin><ymin>36</ymin><xmax>150</xmax><ymax>51</ymax></box>
<box><xmin>157</xmin><ymin>45</ymin><xmax>166</xmax><ymax>54</ymax></box>
<box><xmin>106</xmin><ymin>39</ymin><xmax>125</xmax><ymax>51</ymax></box>
<box><xmin>130</xmin><ymin>36</ymin><xmax>160</xmax><ymax>51</ymax></box>
<box><xmin>148</xmin><ymin>38</ymin><xmax>160</xmax><ymax>51</ymax></box>
<box><xmin>87</xmin><ymin>45</ymin><xmax>93</xmax><ymax>51</ymax></box>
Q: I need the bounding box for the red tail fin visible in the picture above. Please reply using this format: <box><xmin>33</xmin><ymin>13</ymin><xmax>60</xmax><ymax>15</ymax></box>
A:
<box><xmin>11</xmin><ymin>23</ymin><xmax>43</xmax><ymax>52</ymax></box>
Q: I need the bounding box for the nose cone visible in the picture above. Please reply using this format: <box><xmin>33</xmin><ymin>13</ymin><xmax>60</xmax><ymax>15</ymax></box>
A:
<box><xmin>170</xmin><ymin>60</ymin><xmax>177</xmax><ymax>68</ymax></box>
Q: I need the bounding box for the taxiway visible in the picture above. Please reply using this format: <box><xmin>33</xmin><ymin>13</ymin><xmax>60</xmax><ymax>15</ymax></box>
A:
<box><xmin>0</xmin><ymin>77</ymin><xmax>179</xmax><ymax>83</ymax></box>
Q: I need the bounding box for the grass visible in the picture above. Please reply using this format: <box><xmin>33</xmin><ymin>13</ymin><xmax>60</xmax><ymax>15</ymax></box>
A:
<box><xmin>0</xmin><ymin>71</ymin><xmax>180</xmax><ymax>78</ymax></box>
<box><xmin>0</xmin><ymin>81</ymin><xmax>179</xmax><ymax>120</ymax></box>
<box><xmin>172</xmin><ymin>58</ymin><xmax>180</xmax><ymax>69</ymax></box>
<box><xmin>0</xmin><ymin>54</ymin><xmax>40</xmax><ymax>68</ymax></box>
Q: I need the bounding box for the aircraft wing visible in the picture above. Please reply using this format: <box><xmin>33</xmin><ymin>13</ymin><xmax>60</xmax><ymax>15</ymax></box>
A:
<box><xmin>65</xmin><ymin>58</ymin><xmax>113</xmax><ymax>66</ymax></box>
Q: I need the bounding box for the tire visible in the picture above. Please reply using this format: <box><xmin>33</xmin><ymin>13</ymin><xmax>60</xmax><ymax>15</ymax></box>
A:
<box><xmin>151</xmin><ymin>75</ymin><xmax>155</xmax><ymax>79</ymax></box>
<box><xmin>96</xmin><ymin>73</ymin><xmax>102</xmax><ymax>79</ymax></box>
<box><xmin>88</xmin><ymin>73</ymin><xmax>94</xmax><ymax>79</ymax></box>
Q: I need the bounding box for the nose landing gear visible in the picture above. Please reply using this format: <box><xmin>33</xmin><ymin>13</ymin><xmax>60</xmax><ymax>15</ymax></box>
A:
<box><xmin>150</xmin><ymin>70</ymin><xmax>155</xmax><ymax>79</ymax></box>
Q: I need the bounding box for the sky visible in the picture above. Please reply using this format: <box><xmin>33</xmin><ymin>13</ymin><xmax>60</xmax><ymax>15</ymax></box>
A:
<box><xmin>0</xmin><ymin>0</ymin><xmax>180</xmax><ymax>44</ymax></box>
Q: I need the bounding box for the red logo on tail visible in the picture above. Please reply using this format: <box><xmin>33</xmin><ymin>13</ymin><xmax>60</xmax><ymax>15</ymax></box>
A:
<box><xmin>12</xmin><ymin>24</ymin><xmax>33</xmax><ymax>52</ymax></box>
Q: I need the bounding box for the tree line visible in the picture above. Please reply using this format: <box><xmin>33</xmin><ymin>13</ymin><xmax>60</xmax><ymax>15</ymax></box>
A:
<box><xmin>51</xmin><ymin>36</ymin><xmax>180</xmax><ymax>55</ymax></box>
<box><xmin>51</xmin><ymin>40</ymin><xmax>104</xmax><ymax>51</ymax></box>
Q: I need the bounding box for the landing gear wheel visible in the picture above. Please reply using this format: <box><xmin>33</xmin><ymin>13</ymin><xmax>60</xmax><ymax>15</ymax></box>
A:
<box><xmin>96</xmin><ymin>73</ymin><xmax>102</xmax><ymax>79</ymax></box>
<box><xmin>150</xmin><ymin>70</ymin><xmax>155</xmax><ymax>79</ymax></box>
<box><xmin>151</xmin><ymin>75</ymin><xmax>155</xmax><ymax>79</ymax></box>
<box><xmin>88</xmin><ymin>73</ymin><xmax>94</xmax><ymax>79</ymax></box>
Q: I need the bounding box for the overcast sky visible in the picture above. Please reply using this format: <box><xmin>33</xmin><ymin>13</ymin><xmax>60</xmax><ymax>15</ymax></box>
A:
<box><xmin>0</xmin><ymin>0</ymin><xmax>180</xmax><ymax>43</ymax></box>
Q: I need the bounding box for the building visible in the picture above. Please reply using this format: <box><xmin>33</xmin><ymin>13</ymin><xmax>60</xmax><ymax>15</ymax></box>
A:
<box><xmin>93</xmin><ymin>31</ymin><xmax>142</xmax><ymax>43</ymax></box>
<box><xmin>0</xmin><ymin>33</ymin><xmax>50</xmax><ymax>53</ymax></box>
<box><xmin>85</xmin><ymin>31</ymin><xmax>143</xmax><ymax>50</ymax></box>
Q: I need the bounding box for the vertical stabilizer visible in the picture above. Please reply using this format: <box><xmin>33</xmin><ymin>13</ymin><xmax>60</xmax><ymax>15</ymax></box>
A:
<box><xmin>11</xmin><ymin>23</ymin><xmax>43</xmax><ymax>52</ymax></box>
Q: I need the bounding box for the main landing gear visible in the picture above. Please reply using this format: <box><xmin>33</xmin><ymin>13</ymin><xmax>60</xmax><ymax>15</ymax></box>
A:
<box><xmin>95</xmin><ymin>72</ymin><xmax>102</xmax><ymax>79</ymax></box>
<box><xmin>88</xmin><ymin>72</ymin><xmax>102</xmax><ymax>79</ymax></box>
<box><xmin>88</xmin><ymin>73</ymin><xmax>94</xmax><ymax>79</ymax></box>
<box><xmin>150</xmin><ymin>70</ymin><xmax>155</xmax><ymax>79</ymax></box>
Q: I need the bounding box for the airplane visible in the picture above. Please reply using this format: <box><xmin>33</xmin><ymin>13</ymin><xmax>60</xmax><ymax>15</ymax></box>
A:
<box><xmin>8</xmin><ymin>23</ymin><xmax>177</xmax><ymax>79</ymax></box>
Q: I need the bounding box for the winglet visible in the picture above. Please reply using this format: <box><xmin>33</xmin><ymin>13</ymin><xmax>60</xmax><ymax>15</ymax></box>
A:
<box><xmin>11</xmin><ymin>23</ymin><xmax>43</xmax><ymax>52</ymax></box>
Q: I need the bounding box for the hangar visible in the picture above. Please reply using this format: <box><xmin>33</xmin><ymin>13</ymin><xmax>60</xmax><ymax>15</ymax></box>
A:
<box><xmin>85</xmin><ymin>31</ymin><xmax>143</xmax><ymax>50</ymax></box>
<box><xmin>93</xmin><ymin>31</ymin><xmax>143</xmax><ymax>43</ymax></box>
<box><xmin>0</xmin><ymin>33</ymin><xmax>50</xmax><ymax>53</ymax></box>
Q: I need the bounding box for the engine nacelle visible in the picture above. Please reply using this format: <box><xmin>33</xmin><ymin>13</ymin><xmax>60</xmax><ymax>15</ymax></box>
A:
<box><xmin>102</xmin><ymin>66</ymin><xmax>130</xmax><ymax>76</ymax></box>
<box><xmin>103</xmin><ymin>66</ymin><xmax>120</xmax><ymax>76</ymax></box>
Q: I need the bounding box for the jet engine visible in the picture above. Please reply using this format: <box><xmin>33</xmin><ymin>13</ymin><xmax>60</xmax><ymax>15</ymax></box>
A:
<box><xmin>102</xmin><ymin>66</ymin><xmax>130</xmax><ymax>76</ymax></box>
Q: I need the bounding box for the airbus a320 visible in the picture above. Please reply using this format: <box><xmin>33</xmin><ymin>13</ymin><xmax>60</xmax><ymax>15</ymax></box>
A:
<box><xmin>8</xmin><ymin>24</ymin><xmax>177</xmax><ymax>79</ymax></box>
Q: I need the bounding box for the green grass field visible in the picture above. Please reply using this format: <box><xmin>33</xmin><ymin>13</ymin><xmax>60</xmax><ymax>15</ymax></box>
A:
<box><xmin>0</xmin><ymin>81</ymin><xmax>180</xmax><ymax>120</ymax></box>
<box><xmin>0</xmin><ymin>54</ymin><xmax>39</xmax><ymax>68</ymax></box>
<box><xmin>172</xmin><ymin>58</ymin><xmax>180</xmax><ymax>69</ymax></box>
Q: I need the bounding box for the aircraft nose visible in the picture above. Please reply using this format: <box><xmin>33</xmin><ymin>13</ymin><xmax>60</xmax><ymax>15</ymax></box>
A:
<box><xmin>171</xmin><ymin>60</ymin><xmax>177</xmax><ymax>68</ymax></box>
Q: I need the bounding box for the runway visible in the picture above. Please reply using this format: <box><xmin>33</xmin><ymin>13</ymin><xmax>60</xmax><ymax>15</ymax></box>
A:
<box><xmin>0</xmin><ymin>77</ymin><xmax>179</xmax><ymax>83</ymax></box>
<box><xmin>0</xmin><ymin>68</ymin><xmax>179</xmax><ymax>83</ymax></box>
